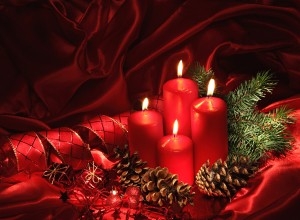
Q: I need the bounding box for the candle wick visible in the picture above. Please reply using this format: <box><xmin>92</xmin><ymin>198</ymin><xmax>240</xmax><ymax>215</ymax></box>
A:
<box><xmin>173</xmin><ymin>134</ymin><xmax>176</xmax><ymax>138</ymax></box>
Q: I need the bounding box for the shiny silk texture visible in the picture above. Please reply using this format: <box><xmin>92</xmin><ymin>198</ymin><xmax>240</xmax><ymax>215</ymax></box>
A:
<box><xmin>1</xmin><ymin>0</ymin><xmax>300</xmax><ymax>219</ymax></box>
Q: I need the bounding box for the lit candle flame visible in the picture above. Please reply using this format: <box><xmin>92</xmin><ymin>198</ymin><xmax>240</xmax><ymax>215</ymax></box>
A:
<box><xmin>173</xmin><ymin>119</ymin><xmax>179</xmax><ymax>137</ymax></box>
<box><xmin>177</xmin><ymin>60</ymin><xmax>183</xmax><ymax>77</ymax></box>
<box><xmin>207</xmin><ymin>78</ymin><xmax>215</xmax><ymax>96</ymax></box>
<box><xmin>142</xmin><ymin>98</ymin><xmax>149</xmax><ymax>111</ymax></box>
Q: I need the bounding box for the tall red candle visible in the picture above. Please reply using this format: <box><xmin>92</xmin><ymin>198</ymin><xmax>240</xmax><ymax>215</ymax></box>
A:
<box><xmin>191</xmin><ymin>79</ymin><xmax>228</xmax><ymax>174</ymax></box>
<box><xmin>128</xmin><ymin>98</ymin><xmax>164</xmax><ymax>168</ymax></box>
<box><xmin>163</xmin><ymin>60</ymin><xmax>198</xmax><ymax>137</ymax></box>
<box><xmin>157</xmin><ymin>120</ymin><xmax>194</xmax><ymax>185</ymax></box>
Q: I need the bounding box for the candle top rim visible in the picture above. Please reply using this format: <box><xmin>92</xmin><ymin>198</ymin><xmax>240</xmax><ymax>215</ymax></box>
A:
<box><xmin>192</xmin><ymin>97</ymin><xmax>227</xmax><ymax>112</ymax></box>
<box><xmin>159</xmin><ymin>134</ymin><xmax>193</xmax><ymax>151</ymax></box>
<box><xmin>163</xmin><ymin>78</ymin><xmax>198</xmax><ymax>92</ymax></box>
<box><xmin>129</xmin><ymin>110</ymin><xmax>163</xmax><ymax>123</ymax></box>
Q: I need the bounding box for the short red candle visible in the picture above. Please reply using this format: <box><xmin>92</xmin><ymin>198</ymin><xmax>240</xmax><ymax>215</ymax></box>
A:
<box><xmin>191</xmin><ymin>79</ymin><xmax>228</xmax><ymax>174</ymax></box>
<box><xmin>163</xmin><ymin>60</ymin><xmax>198</xmax><ymax>137</ymax></box>
<box><xmin>128</xmin><ymin>98</ymin><xmax>164</xmax><ymax>168</ymax></box>
<box><xmin>157</xmin><ymin>120</ymin><xmax>194</xmax><ymax>185</ymax></box>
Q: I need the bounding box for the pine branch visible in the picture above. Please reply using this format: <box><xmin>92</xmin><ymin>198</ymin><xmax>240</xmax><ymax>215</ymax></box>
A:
<box><xmin>226</xmin><ymin>72</ymin><xmax>294</xmax><ymax>162</ymax></box>
<box><xmin>187</xmin><ymin>62</ymin><xmax>214</xmax><ymax>96</ymax></box>
<box><xmin>228</xmin><ymin>110</ymin><xmax>293</xmax><ymax>162</ymax></box>
<box><xmin>225</xmin><ymin>71</ymin><xmax>277</xmax><ymax>120</ymax></box>
<box><xmin>265</xmin><ymin>106</ymin><xmax>295</xmax><ymax>155</ymax></box>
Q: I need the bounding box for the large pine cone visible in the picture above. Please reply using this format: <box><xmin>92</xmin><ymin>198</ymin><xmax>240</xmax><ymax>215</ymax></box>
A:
<box><xmin>195</xmin><ymin>155</ymin><xmax>258</xmax><ymax>197</ymax></box>
<box><xmin>141</xmin><ymin>166</ymin><xmax>194</xmax><ymax>207</ymax></box>
<box><xmin>114</xmin><ymin>145</ymin><xmax>149</xmax><ymax>188</ymax></box>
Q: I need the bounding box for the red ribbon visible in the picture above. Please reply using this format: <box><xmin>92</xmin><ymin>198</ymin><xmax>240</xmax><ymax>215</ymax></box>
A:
<box><xmin>0</xmin><ymin>113</ymin><xmax>131</xmax><ymax>177</ymax></box>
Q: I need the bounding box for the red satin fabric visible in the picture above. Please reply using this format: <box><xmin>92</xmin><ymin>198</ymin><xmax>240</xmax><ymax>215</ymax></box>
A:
<box><xmin>1</xmin><ymin>0</ymin><xmax>300</xmax><ymax>219</ymax></box>
<box><xmin>1</xmin><ymin>0</ymin><xmax>299</xmax><ymax>133</ymax></box>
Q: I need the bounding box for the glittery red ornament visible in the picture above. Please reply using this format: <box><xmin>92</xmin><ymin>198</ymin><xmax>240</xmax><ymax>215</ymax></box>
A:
<box><xmin>125</xmin><ymin>186</ymin><xmax>141</xmax><ymax>209</ymax></box>
<box><xmin>127</xmin><ymin>195</ymin><xmax>140</xmax><ymax>209</ymax></box>
<box><xmin>125</xmin><ymin>186</ymin><xmax>141</xmax><ymax>197</ymax></box>
<box><xmin>106</xmin><ymin>190</ymin><xmax>122</xmax><ymax>207</ymax></box>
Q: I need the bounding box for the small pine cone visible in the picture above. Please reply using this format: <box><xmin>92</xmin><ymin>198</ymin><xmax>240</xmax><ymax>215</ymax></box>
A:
<box><xmin>141</xmin><ymin>167</ymin><xmax>194</xmax><ymax>207</ymax></box>
<box><xmin>114</xmin><ymin>145</ymin><xmax>149</xmax><ymax>188</ymax></box>
<box><xmin>195</xmin><ymin>156</ymin><xmax>258</xmax><ymax>198</ymax></box>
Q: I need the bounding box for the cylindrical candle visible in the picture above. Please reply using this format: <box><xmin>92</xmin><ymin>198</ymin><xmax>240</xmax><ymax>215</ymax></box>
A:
<box><xmin>191</xmin><ymin>79</ymin><xmax>228</xmax><ymax>174</ymax></box>
<box><xmin>128</xmin><ymin>98</ymin><xmax>164</xmax><ymax>168</ymax></box>
<box><xmin>157</xmin><ymin>120</ymin><xmax>194</xmax><ymax>185</ymax></box>
<box><xmin>163</xmin><ymin>60</ymin><xmax>198</xmax><ymax>137</ymax></box>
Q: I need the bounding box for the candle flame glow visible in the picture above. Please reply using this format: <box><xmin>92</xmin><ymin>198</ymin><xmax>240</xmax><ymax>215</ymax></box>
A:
<box><xmin>173</xmin><ymin>119</ymin><xmax>179</xmax><ymax>137</ymax></box>
<box><xmin>207</xmin><ymin>78</ymin><xmax>215</xmax><ymax>96</ymax></box>
<box><xmin>177</xmin><ymin>60</ymin><xmax>183</xmax><ymax>77</ymax></box>
<box><xmin>142</xmin><ymin>98</ymin><xmax>149</xmax><ymax>110</ymax></box>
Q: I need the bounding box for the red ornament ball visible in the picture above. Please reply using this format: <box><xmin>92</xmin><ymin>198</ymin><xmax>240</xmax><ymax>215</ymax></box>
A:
<box><xmin>125</xmin><ymin>186</ymin><xmax>141</xmax><ymax>209</ymax></box>
<box><xmin>125</xmin><ymin>186</ymin><xmax>141</xmax><ymax>197</ymax></box>
<box><xmin>106</xmin><ymin>190</ymin><xmax>122</xmax><ymax>207</ymax></box>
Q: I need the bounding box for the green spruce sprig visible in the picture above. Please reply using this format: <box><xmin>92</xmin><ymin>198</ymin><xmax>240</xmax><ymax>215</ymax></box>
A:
<box><xmin>226</xmin><ymin>71</ymin><xmax>294</xmax><ymax>162</ymax></box>
<box><xmin>227</xmin><ymin>107</ymin><xmax>294</xmax><ymax>162</ymax></box>
<box><xmin>187</xmin><ymin>62</ymin><xmax>214</xmax><ymax>96</ymax></box>
<box><xmin>188</xmin><ymin>63</ymin><xmax>295</xmax><ymax>163</ymax></box>
<box><xmin>225</xmin><ymin>71</ymin><xmax>276</xmax><ymax>119</ymax></box>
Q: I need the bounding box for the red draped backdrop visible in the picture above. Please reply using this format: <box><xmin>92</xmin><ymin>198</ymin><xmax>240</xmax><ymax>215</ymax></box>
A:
<box><xmin>0</xmin><ymin>0</ymin><xmax>300</xmax><ymax>219</ymax></box>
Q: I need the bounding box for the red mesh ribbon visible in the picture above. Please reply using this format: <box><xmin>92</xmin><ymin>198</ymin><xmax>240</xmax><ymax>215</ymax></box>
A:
<box><xmin>0</xmin><ymin>132</ymin><xmax>47</xmax><ymax>176</ymax></box>
<box><xmin>38</xmin><ymin>127</ymin><xmax>92</xmax><ymax>170</ymax></box>
<box><xmin>73</xmin><ymin>113</ymin><xmax>130</xmax><ymax>155</ymax></box>
<box><xmin>0</xmin><ymin>113</ymin><xmax>130</xmax><ymax>177</ymax></box>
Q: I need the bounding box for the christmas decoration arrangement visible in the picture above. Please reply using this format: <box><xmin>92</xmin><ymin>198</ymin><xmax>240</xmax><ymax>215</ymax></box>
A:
<box><xmin>0</xmin><ymin>62</ymin><xmax>295</xmax><ymax>219</ymax></box>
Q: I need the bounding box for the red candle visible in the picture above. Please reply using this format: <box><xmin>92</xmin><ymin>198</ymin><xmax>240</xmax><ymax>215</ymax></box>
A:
<box><xmin>157</xmin><ymin>120</ymin><xmax>194</xmax><ymax>185</ymax></box>
<box><xmin>163</xmin><ymin>60</ymin><xmax>198</xmax><ymax>137</ymax></box>
<box><xmin>191</xmin><ymin>79</ymin><xmax>228</xmax><ymax>174</ymax></box>
<box><xmin>128</xmin><ymin>98</ymin><xmax>164</xmax><ymax>168</ymax></box>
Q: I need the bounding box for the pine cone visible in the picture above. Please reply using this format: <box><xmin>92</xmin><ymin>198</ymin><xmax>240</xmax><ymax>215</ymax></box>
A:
<box><xmin>114</xmin><ymin>145</ymin><xmax>149</xmax><ymax>188</ymax></box>
<box><xmin>141</xmin><ymin>166</ymin><xmax>194</xmax><ymax>207</ymax></box>
<box><xmin>195</xmin><ymin>155</ymin><xmax>258</xmax><ymax>197</ymax></box>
